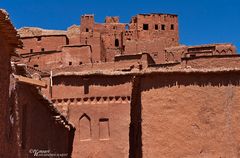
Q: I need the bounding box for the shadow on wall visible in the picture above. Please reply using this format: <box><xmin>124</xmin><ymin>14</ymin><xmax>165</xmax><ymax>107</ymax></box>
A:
<box><xmin>129</xmin><ymin>76</ymin><xmax>142</xmax><ymax>158</ymax></box>
<box><xmin>53</xmin><ymin>75</ymin><xmax>132</xmax><ymax>87</ymax></box>
<box><xmin>141</xmin><ymin>72</ymin><xmax>240</xmax><ymax>92</ymax></box>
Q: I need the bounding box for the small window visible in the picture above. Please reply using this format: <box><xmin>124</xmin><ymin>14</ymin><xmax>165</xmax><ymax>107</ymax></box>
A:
<box><xmin>86</xmin><ymin>28</ymin><xmax>89</xmax><ymax>32</ymax></box>
<box><xmin>30</xmin><ymin>49</ymin><xmax>33</xmax><ymax>53</ymax></box>
<box><xmin>113</xmin><ymin>26</ymin><xmax>117</xmax><ymax>30</ymax></box>
<box><xmin>143</xmin><ymin>24</ymin><xmax>149</xmax><ymax>30</ymax></box>
<box><xmin>155</xmin><ymin>24</ymin><xmax>158</xmax><ymax>30</ymax></box>
<box><xmin>41</xmin><ymin>48</ymin><xmax>45</xmax><ymax>52</ymax></box>
<box><xmin>171</xmin><ymin>24</ymin><xmax>174</xmax><ymax>30</ymax></box>
<box><xmin>79</xmin><ymin>61</ymin><xmax>83</xmax><ymax>65</ymax></box>
<box><xmin>115</xmin><ymin>39</ymin><xmax>119</xmax><ymax>47</ymax></box>
<box><xmin>69</xmin><ymin>62</ymin><xmax>72</xmax><ymax>66</ymax></box>
<box><xmin>33</xmin><ymin>64</ymin><xmax>38</xmax><ymax>68</ymax></box>
<box><xmin>83</xmin><ymin>78</ymin><xmax>89</xmax><ymax>94</ymax></box>
<box><xmin>161</xmin><ymin>24</ymin><xmax>166</xmax><ymax>30</ymax></box>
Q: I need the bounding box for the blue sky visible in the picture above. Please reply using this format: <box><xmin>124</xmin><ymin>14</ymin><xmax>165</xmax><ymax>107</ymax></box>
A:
<box><xmin>1</xmin><ymin>0</ymin><xmax>240</xmax><ymax>51</ymax></box>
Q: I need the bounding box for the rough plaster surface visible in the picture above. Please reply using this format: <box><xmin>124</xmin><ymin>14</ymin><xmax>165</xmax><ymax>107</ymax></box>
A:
<box><xmin>141</xmin><ymin>74</ymin><xmax>240</xmax><ymax>158</ymax></box>
<box><xmin>2</xmin><ymin>9</ymin><xmax>240</xmax><ymax>158</ymax></box>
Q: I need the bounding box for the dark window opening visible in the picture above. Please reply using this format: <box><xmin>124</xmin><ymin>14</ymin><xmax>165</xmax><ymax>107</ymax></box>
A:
<box><xmin>30</xmin><ymin>49</ymin><xmax>33</xmax><ymax>53</ymax></box>
<box><xmin>33</xmin><ymin>64</ymin><xmax>39</xmax><ymax>68</ymax></box>
<box><xmin>99</xmin><ymin>118</ymin><xmax>109</xmax><ymax>122</ymax></box>
<box><xmin>41</xmin><ymin>48</ymin><xmax>45</xmax><ymax>52</ymax></box>
<box><xmin>161</xmin><ymin>24</ymin><xmax>166</xmax><ymax>30</ymax></box>
<box><xmin>143</xmin><ymin>24</ymin><xmax>149</xmax><ymax>30</ymax></box>
<box><xmin>86</xmin><ymin>28</ymin><xmax>89</xmax><ymax>32</ymax></box>
<box><xmin>115</xmin><ymin>39</ymin><xmax>119</xmax><ymax>47</ymax></box>
<box><xmin>69</xmin><ymin>62</ymin><xmax>72</xmax><ymax>66</ymax></box>
<box><xmin>66</xmin><ymin>37</ymin><xmax>69</xmax><ymax>45</ymax></box>
<box><xmin>113</xmin><ymin>26</ymin><xmax>117</xmax><ymax>30</ymax></box>
<box><xmin>171</xmin><ymin>24</ymin><xmax>174</xmax><ymax>30</ymax></box>
<box><xmin>155</xmin><ymin>24</ymin><xmax>158</xmax><ymax>30</ymax></box>
<box><xmin>79</xmin><ymin>61</ymin><xmax>83</xmax><ymax>65</ymax></box>
<box><xmin>84</xmin><ymin>85</ymin><xmax>89</xmax><ymax>94</ymax></box>
<box><xmin>37</xmin><ymin>37</ymin><xmax>42</xmax><ymax>41</ymax></box>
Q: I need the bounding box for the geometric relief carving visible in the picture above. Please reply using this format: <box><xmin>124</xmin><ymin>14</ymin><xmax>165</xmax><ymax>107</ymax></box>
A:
<box><xmin>52</xmin><ymin>96</ymin><xmax>131</xmax><ymax>106</ymax></box>
<box><xmin>99</xmin><ymin>118</ymin><xmax>110</xmax><ymax>140</ymax></box>
<box><xmin>79</xmin><ymin>113</ymin><xmax>91</xmax><ymax>141</ymax></box>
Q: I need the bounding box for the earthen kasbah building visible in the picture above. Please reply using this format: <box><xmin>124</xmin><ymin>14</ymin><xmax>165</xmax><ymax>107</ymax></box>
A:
<box><xmin>1</xmin><ymin>8</ymin><xmax>240</xmax><ymax>158</ymax></box>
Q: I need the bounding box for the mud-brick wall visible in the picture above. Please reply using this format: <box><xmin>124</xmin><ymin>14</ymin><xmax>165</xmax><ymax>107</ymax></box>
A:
<box><xmin>183</xmin><ymin>56</ymin><xmax>240</xmax><ymax>69</ymax></box>
<box><xmin>0</xmin><ymin>33</ymin><xmax>11</xmax><ymax>157</ymax></box>
<box><xmin>52</xmin><ymin>75</ymin><xmax>132</xmax><ymax>99</ymax></box>
<box><xmin>52</xmin><ymin>75</ymin><xmax>132</xmax><ymax>158</ymax></box>
<box><xmin>140</xmin><ymin>72</ymin><xmax>240</xmax><ymax>158</ymax></box>
<box><xmin>16</xmin><ymin>84</ymin><xmax>74</xmax><ymax>158</ymax></box>
<box><xmin>69</xmin><ymin>101</ymin><xmax>130</xmax><ymax>158</ymax></box>
<box><xmin>18</xmin><ymin>35</ymin><xmax>68</xmax><ymax>54</ymax></box>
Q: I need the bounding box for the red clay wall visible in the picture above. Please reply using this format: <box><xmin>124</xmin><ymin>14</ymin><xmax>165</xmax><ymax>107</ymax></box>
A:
<box><xmin>0</xmin><ymin>34</ymin><xmax>12</xmax><ymax>157</ymax></box>
<box><xmin>21</xmin><ymin>45</ymin><xmax>92</xmax><ymax>70</ymax></box>
<box><xmin>17</xmin><ymin>13</ymin><xmax>181</xmax><ymax>65</ymax></box>
<box><xmin>51</xmin><ymin>75</ymin><xmax>132</xmax><ymax>158</ymax></box>
<box><xmin>124</xmin><ymin>14</ymin><xmax>179</xmax><ymax>62</ymax></box>
<box><xmin>18</xmin><ymin>35</ymin><xmax>68</xmax><ymax>54</ymax></box>
<box><xmin>80</xmin><ymin>32</ymin><xmax>102</xmax><ymax>62</ymax></box>
<box><xmin>140</xmin><ymin>73</ymin><xmax>240</xmax><ymax>157</ymax></box>
<box><xmin>16</xmin><ymin>83</ymin><xmax>74</xmax><ymax>158</ymax></box>
<box><xmin>67</xmin><ymin>25</ymin><xmax>80</xmax><ymax>45</ymax></box>
<box><xmin>52</xmin><ymin>76</ymin><xmax>132</xmax><ymax>99</ymax></box>
<box><xmin>61</xmin><ymin>46</ymin><xmax>92</xmax><ymax>66</ymax></box>
<box><xmin>183</xmin><ymin>55</ymin><xmax>240</xmax><ymax>69</ymax></box>
<box><xmin>22</xmin><ymin>51</ymin><xmax>62</xmax><ymax>70</ymax></box>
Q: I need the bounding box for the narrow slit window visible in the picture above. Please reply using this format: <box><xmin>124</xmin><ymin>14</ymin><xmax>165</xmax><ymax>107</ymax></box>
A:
<box><xmin>155</xmin><ymin>24</ymin><xmax>158</xmax><ymax>30</ymax></box>
<box><xmin>83</xmin><ymin>78</ymin><xmax>89</xmax><ymax>94</ymax></box>
<box><xmin>171</xmin><ymin>24</ymin><xmax>174</xmax><ymax>30</ymax></box>
<box><xmin>86</xmin><ymin>28</ymin><xmax>89</xmax><ymax>32</ymax></box>
<box><xmin>69</xmin><ymin>62</ymin><xmax>72</xmax><ymax>66</ymax></box>
<box><xmin>115</xmin><ymin>39</ymin><xmax>119</xmax><ymax>47</ymax></box>
<box><xmin>41</xmin><ymin>48</ymin><xmax>45</xmax><ymax>52</ymax></box>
